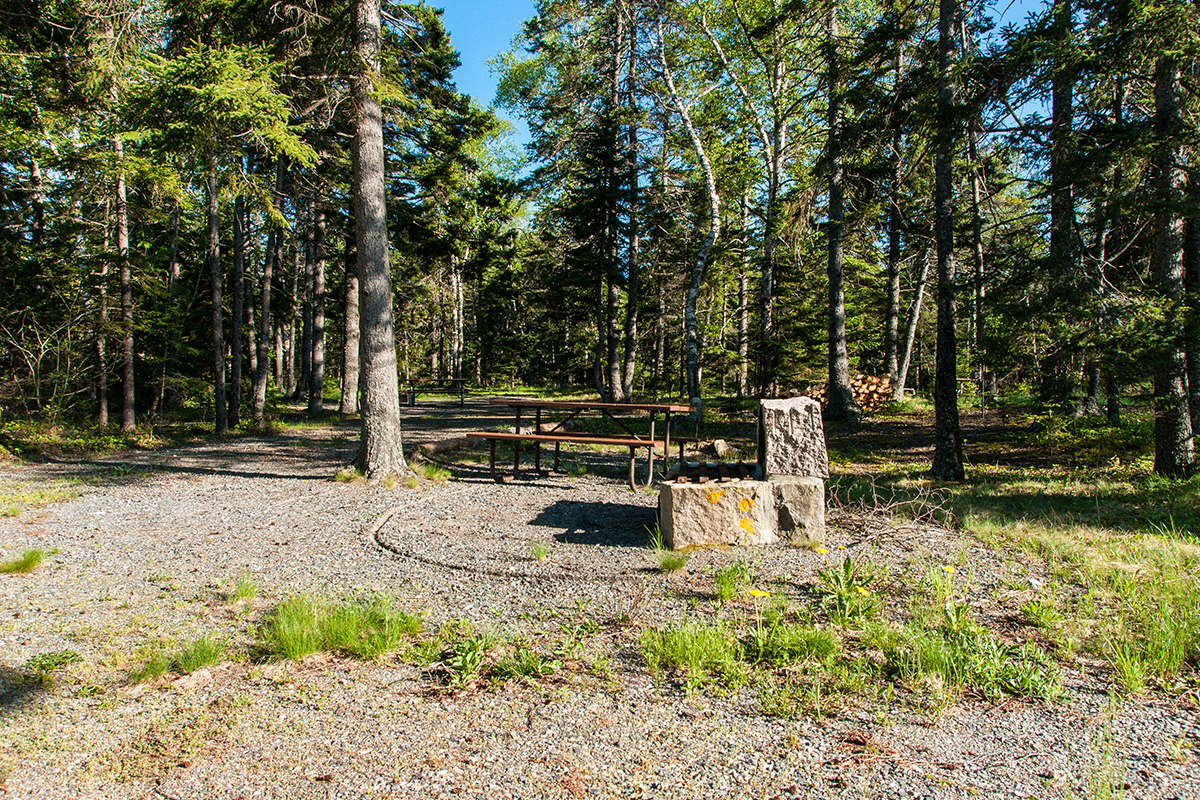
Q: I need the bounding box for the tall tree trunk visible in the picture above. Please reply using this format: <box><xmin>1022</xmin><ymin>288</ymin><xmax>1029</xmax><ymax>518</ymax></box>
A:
<box><xmin>231</xmin><ymin>192</ymin><xmax>245</xmax><ymax>429</ymax></box>
<box><xmin>660</xmin><ymin>19</ymin><xmax>719</xmax><ymax>419</ymax></box>
<box><xmin>163</xmin><ymin>205</ymin><xmax>182</xmax><ymax>410</ymax></box>
<box><xmin>30</xmin><ymin>156</ymin><xmax>44</xmax><ymax>247</ymax></box>
<box><xmin>299</xmin><ymin>204</ymin><xmax>314</xmax><ymax>402</ymax></box>
<box><xmin>308</xmin><ymin>207</ymin><xmax>326</xmax><ymax>414</ymax></box>
<box><xmin>824</xmin><ymin>5</ymin><xmax>859</xmax><ymax>423</ymax></box>
<box><xmin>340</xmin><ymin>223</ymin><xmax>360</xmax><ymax>414</ymax></box>
<box><xmin>1185</xmin><ymin>171</ymin><xmax>1200</xmax><ymax>437</ymax></box>
<box><xmin>287</xmin><ymin>233</ymin><xmax>300</xmax><ymax>397</ymax></box>
<box><xmin>1151</xmin><ymin>56</ymin><xmax>1194</xmax><ymax>475</ymax></box>
<box><xmin>893</xmin><ymin>245</ymin><xmax>931</xmax><ymax>401</ymax></box>
<box><xmin>115</xmin><ymin>125</ymin><xmax>135</xmax><ymax>432</ymax></box>
<box><xmin>968</xmin><ymin>125</ymin><xmax>991</xmax><ymax>403</ymax></box>
<box><xmin>884</xmin><ymin>135</ymin><xmax>903</xmax><ymax>388</ymax></box>
<box><xmin>450</xmin><ymin>254</ymin><xmax>464</xmax><ymax>383</ymax></box>
<box><xmin>930</xmin><ymin>0</ymin><xmax>964</xmax><ymax>480</ymax></box>
<box><xmin>1042</xmin><ymin>0</ymin><xmax>1077</xmax><ymax>411</ymax></box>
<box><xmin>253</xmin><ymin>161</ymin><xmax>284</xmax><ymax>428</ymax></box>
<box><xmin>352</xmin><ymin>0</ymin><xmax>406</xmax><ymax>477</ymax></box>
<box><xmin>738</xmin><ymin>193</ymin><xmax>750</xmax><ymax>397</ymax></box>
<box><xmin>206</xmin><ymin>158</ymin><xmax>227</xmax><ymax>434</ymax></box>
<box><xmin>97</xmin><ymin>201</ymin><xmax>110</xmax><ymax>427</ymax></box>
<box><xmin>620</xmin><ymin>0</ymin><xmax>640</xmax><ymax>401</ymax></box>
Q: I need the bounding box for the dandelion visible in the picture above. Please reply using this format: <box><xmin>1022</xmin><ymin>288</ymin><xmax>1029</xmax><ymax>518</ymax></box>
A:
<box><xmin>836</xmin><ymin>545</ymin><xmax>847</xmax><ymax>550</ymax></box>
<box><xmin>748</xmin><ymin>589</ymin><xmax>770</xmax><ymax>598</ymax></box>
<box><xmin>855</xmin><ymin>586</ymin><xmax>869</xmax><ymax>596</ymax></box>
<box><xmin>943</xmin><ymin>565</ymin><xmax>955</xmax><ymax>574</ymax></box>
<box><xmin>814</xmin><ymin>547</ymin><xmax>828</xmax><ymax>555</ymax></box>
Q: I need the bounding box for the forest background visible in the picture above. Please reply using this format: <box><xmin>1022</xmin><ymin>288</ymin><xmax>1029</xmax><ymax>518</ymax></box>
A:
<box><xmin>1</xmin><ymin>0</ymin><xmax>1199</xmax><ymax>479</ymax></box>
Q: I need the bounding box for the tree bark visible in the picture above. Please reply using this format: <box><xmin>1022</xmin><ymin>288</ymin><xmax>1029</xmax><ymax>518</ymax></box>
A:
<box><xmin>252</xmin><ymin>161</ymin><xmax>284</xmax><ymax>428</ymax></box>
<box><xmin>884</xmin><ymin>136</ymin><xmax>902</xmax><ymax>388</ymax></box>
<box><xmin>824</xmin><ymin>5</ymin><xmax>859</xmax><ymax>423</ymax></box>
<box><xmin>738</xmin><ymin>193</ymin><xmax>750</xmax><ymax>397</ymax></box>
<box><xmin>206</xmin><ymin>157</ymin><xmax>227</xmax><ymax>434</ymax></box>
<box><xmin>1151</xmin><ymin>56</ymin><xmax>1194</xmax><ymax>475</ymax></box>
<box><xmin>1185</xmin><ymin>170</ymin><xmax>1200</xmax><ymax>438</ymax></box>
<box><xmin>115</xmin><ymin>127</ymin><xmax>135</xmax><ymax>432</ymax></box>
<box><xmin>97</xmin><ymin>202</ymin><xmax>110</xmax><ymax>427</ymax></box>
<box><xmin>894</xmin><ymin>245</ymin><xmax>931</xmax><ymax>401</ymax></box>
<box><xmin>449</xmin><ymin>254</ymin><xmax>464</xmax><ymax>382</ymax></box>
<box><xmin>231</xmin><ymin>192</ymin><xmax>246</xmax><ymax>429</ymax></box>
<box><xmin>340</xmin><ymin>223</ymin><xmax>360</xmax><ymax>414</ymax></box>
<box><xmin>930</xmin><ymin>0</ymin><xmax>964</xmax><ymax>480</ymax></box>
<box><xmin>308</xmin><ymin>206</ymin><xmax>326</xmax><ymax>414</ymax></box>
<box><xmin>660</xmin><ymin>19</ymin><xmax>719</xmax><ymax>419</ymax></box>
<box><xmin>620</xmin><ymin>0</ymin><xmax>640</xmax><ymax>402</ymax></box>
<box><xmin>352</xmin><ymin>0</ymin><xmax>406</xmax><ymax>477</ymax></box>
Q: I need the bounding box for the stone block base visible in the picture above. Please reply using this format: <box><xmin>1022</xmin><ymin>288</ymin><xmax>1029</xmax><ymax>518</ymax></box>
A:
<box><xmin>659</xmin><ymin>481</ymin><xmax>777</xmax><ymax>549</ymax></box>
<box><xmin>769</xmin><ymin>476</ymin><xmax>825</xmax><ymax>543</ymax></box>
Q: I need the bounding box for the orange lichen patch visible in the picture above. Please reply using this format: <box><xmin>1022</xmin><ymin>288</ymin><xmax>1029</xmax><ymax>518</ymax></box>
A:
<box><xmin>706</xmin><ymin>490</ymin><xmax>725</xmax><ymax>505</ymax></box>
<box><xmin>739</xmin><ymin>518</ymin><xmax>755</xmax><ymax>535</ymax></box>
<box><xmin>739</xmin><ymin>497</ymin><xmax>754</xmax><ymax>512</ymax></box>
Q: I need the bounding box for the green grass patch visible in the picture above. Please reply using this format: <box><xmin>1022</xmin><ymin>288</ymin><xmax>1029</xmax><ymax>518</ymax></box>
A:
<box><xmin>641</xmin><ymin>619</ymin><xmax>745</xmax><ymax>693</ymax></box>
<box><xmin>1</xmin><ymin>549</ymin><xmax>44</xmax><ymax>574</ymax></box>
<box><xmin>257</xmin><ymin>593</ymin><xmax>422</xmax><ymax>661</ymax></box>
<box><xmin>411</xmin><ymin>460</ymin><xmax>452</xmax><ymax>484</ymax></box>
<box><xmin>173</xmin><ymin>634</ymin><xmax>227</xmax><ymax>674</ymax></box>
<box><xmin>713</xmin><ymin>559</ymin><xmax>752</xmax><ymax>603</ymax></box>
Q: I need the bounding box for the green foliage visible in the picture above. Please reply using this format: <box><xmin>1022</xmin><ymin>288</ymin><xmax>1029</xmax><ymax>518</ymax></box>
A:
<box><xmin>743</xmin><ymin>622</ymin><xmax>838</xmax><ymax>667</ymax></box>
<box><xmin>641</xmin><ymin>620</ymin><xmax>745</xmax><ymax>693</ymax></box>
<box><xmin>491</xmin><ymin>643</ymin><xmax>561</xmax><ymax>681</ymax></box>
<box><xmin>231</xmin><ymin>572</ymin><xmax>257</xmax><ymax>602</ymax></box>
<box><xmin>411</xmin><ymin>461</ymin><xmax>452</xmax><ymax>483</ymax></box>
<box><xmin>173</xmin><ymin>635</ymin><xmax>226</xmax><ymax>674</ymax></box>
<box><xmin>815</xmin><ymin>556</ymin><xmax>881</xmax><ymax>624</ymax></box>
<box><xmin>1</xmin><ymin>549</ymin><xmax>44</xmax><ymax>574</ymax></box>
<box><xmin>257</xmin><ymin>594</ymin><xmax>421</xmax><ymax>662</ymax></box>
<box><xmin>25</xmin><ymin>649</ymin><xmax>81</xmax><ymax>684</ymax></box>
<box><xmin>713</xmin><ymin>558</ymin><xmax>752</xmax><ymax>603</ymax></box>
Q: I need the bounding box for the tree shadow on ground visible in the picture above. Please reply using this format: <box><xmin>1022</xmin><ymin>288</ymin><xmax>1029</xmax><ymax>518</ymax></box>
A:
<box><xmin>530</xmin><ymin>500</ymin><xmax>656</xmax><ymax>548</ymax></box>
<box><xmin>0</xmin><ymin>665</ymin><xmax>46</xmax><ymax>719</ymax></box>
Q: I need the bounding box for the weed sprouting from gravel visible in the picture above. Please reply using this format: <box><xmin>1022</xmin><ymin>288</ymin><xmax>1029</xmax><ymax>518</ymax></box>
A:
<box><xmin>25</xmin><ymin>650</ymin><xmax>81</xmax><ymax>685</ymax></box>
<box><xmin>258</xmin><ymin>593</ymin><xmax>422</xmax><ymax>661</ymax></box>
<box><xmin>173</xmin><ymin>635</ymin><xmax>227</xmax><ymax>674</ymax></box>
<box><xmin>411</xmin><ymin>461</ymin><xmax>451</xmax><ymax>484</ymax></box>
<box><xmin>529</xmin><ymin>541</ymin><xmax>549</xmax><ymax>561</ymax></box>
<box><xmin>1</xmin><ymin>549</ymin><xmax>44</xmax><ymax>574</ymax></box>
<box><xmin>645</xmin><ymin>523</ymin><xmax>689</xmax><ymax>574</ymax></box>
<box><xmin>713</xmin><ymin>559</ymin><xmax>752</xmax><ymax>603</ymax></box>
<box><xmin>231</xmin><ymin>572</ymin><xmax>257</xmax><ymax>603</ymax></box>
<box><xmin>491</xmin><ymin>642</ymin><xmax>561</xmax><ymax>682</ymax></box>
<box><xmin>641</xmin><ymin>619</ymin><xmax>745</xmax><ymax>693</ymax></box>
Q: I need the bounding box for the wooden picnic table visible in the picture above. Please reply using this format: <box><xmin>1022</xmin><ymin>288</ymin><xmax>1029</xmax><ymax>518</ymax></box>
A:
<box><xmin>405</xmin><ymin>378</ymin><xmax>466</xmax><ymax>406</ymax></box>
<box><xmin>468</xmin><ymin>398</ymin><xmax>693</xmax><ymax>488</ymax></box>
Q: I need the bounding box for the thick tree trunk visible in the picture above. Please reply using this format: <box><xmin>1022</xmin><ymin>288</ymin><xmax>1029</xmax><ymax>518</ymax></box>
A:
<box><xmin>164</xmin><ymin>206</ymin><xmax>182</xmax><ymax>410</ymax></box>
<box><xmin>930</xmin><ymin>0</ymin><xmax>964</xmax><ymax>481</ymax></box>
<box><xmin>824</xmin><ymin>6</ymin><xmax>859</xmax><ymax>423</ymax></box>
<box><xmin>308</xmin><ymin>207</ymin><xmax>326</xmax><ymax>414</ymax></box>
<box><xmin>1151</xmin><ymin>56</ymin><xmax>1194</xmax><ymax>475</ymax></box>
<box><xmin>620</xmin><ymin>1</ymin><xmax>639</xmax><ymax>401</ymax></box>
<box><xmin>206</xmin><ymin>159</ymin><xmax>227</xmax><ymax>434</ymax></box>
<box><xmin>231</xmin><ymin>193</ymin><xmax>245</xmax><ymax>429</ymax></box>
<box><xmin>300</xmin><ymin>205</ymin><xmax>314</xmax><ymax>402</ymax></box>
<box><xmin>340</xmin><ymin>225</ymin><xmax>360</xmax><ymax>414</ymax></box>
<box><xmin>352</xmin><ymin>0</ymin><xmax>406</xmax><ymax>477</ymax></box>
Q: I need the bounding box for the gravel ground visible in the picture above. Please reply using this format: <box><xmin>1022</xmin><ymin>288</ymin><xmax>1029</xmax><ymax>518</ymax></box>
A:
<box><xmin>0</xmin><ymin>398</ymin><xmax>1197</xmax><ymax>799</ymax></box>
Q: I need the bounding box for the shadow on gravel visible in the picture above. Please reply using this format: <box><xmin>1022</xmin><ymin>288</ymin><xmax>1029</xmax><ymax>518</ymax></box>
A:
<box><xmin>0</xmin><ymin>665</ymin><xmax>46</xmax><ymax>718</ymax></box>
<box><xmin>530</xmin><ymin>500</ymin><xmax>656</xmax><ymax>548</ymax></box>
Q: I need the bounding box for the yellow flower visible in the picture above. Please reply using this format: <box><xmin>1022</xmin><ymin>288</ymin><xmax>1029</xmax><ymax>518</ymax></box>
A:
<box><xmin>943</xmin><ymin>565</ymin><xmax>955</xmax><ymax>574</ymax></box>
<box><xmin>856</xmin><ymin>587</ymin><xmax>869</xmax><ymax>596</ymax></box>
<box><xmin>749</xmin><ymin>589</ymin><xmax>770</xmax><ymax>598</ymax></box>
<box><xmin>836</xmin><ymin>545</ymin><xmax>847</xmax><ymax>550</ymax></box>
<box><xmin>814</xmin><ymin>547</ymin><xmax>828</xmax><ymax>554</ymax></box>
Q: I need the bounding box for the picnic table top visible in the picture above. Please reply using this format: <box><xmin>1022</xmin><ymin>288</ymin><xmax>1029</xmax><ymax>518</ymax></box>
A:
<box><xmin>488</xmin><ymin>397</ymin><xmax>692</xmax><ymax>414</ymax></box>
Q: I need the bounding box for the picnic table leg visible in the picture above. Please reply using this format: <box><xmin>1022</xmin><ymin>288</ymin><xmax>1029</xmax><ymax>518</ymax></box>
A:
<box><xmin>489</xmin><ymin>439</ymin><xmax>503</xmax><ymax>483</ymax></box>
<box><xmin>664</xmin><ymin>412</ymin><xmax>673</xmax><ymax>475</ymax></box>
<box><xmin>628</xmin><ymin>447</ymin><xmax>636</xmax><ymax>490</ymax></box>
<box><xmin>514</xmin><ymin>408</ymin><xmax>522</xmax><ymax>478</ymax></box>
<box><xmin>649</xmin><ymin>414</ymin><xmax>657</xmax><ymax>481</ymax></box>
<box><xmin>554</xmin><ymin>442</ymin><xmax>561</xmax><ymax>472</ymax></box>
<box><xmin>534</xmin><ymin>409</ymin><xmax>546</xmax><ymax>475</ymax></box>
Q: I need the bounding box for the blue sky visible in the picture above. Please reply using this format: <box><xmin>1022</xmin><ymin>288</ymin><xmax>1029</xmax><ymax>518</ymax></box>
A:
<box><xmin>436</xmin><ymin>0</ymin><xmax>536</xmax><ymax>140</ymax></box>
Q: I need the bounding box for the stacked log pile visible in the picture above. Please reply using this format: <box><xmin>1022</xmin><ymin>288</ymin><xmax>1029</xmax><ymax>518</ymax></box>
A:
<box><xmin>795</xmin><ymin>374</ymin><xmax>893</xmax><ymax>413</ymax></box>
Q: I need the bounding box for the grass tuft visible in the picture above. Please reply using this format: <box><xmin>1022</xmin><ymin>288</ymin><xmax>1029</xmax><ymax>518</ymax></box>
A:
<box><xmin>411</xmin><ymin>461</ymin><xmax>452</xmax><ymax>483</ymax></box>
<box><xmin>1</xmin><ymin>549</ymin><xmax>45</xmax><ymax>574</ymax></box>
<box><xmin>641</xmin><ymin>620</ymin><xmax>744</xmax><ymax>692</ymax></box>
<box><xmin>713</xmin><ymin>559</ymin><xmax>752</xmax><ymax>603</ymax></box>
<box><xmin>173</xmin><ymin>634</ymin><xmax>226</xmax><ymax>674</ymax></box>
<box><xmin>257</xmin><ymin>593</ymin><xmax>421</xmax><ymax>661</ymax></box>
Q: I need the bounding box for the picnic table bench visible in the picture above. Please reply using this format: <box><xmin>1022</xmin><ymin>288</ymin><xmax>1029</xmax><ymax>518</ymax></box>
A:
<box><xmin>405</xmin><ymin>378</ymin><xmax>466</xmax><ymax>407</ymax></box>
<box><xmin>468</xmin><ymin>398</ymin><xmax>695</xmax><ymax>489</ymax></box>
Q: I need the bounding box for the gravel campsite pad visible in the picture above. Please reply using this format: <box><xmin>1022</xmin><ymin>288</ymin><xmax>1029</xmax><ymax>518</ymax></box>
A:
<box><xmin>1</xmin><ymin>401</ymin><xmax>1198</xmax><ymax>799</ymax></box>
